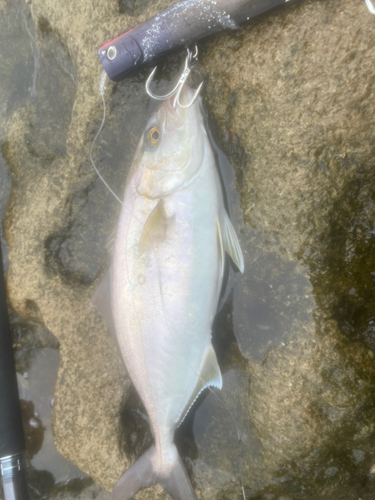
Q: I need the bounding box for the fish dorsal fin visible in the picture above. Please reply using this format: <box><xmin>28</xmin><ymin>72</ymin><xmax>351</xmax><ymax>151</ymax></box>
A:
<box><xmin>91</xmin><ymin>268</ymin><xmax>117</xmax><ymax>341</ymax></box>
<box><xmin>139</xmin><ymin>200</ymin><xmax>168</xmax><ymax>255</ymax></box>
<box><xmin>220</xmin><ymin>212</ymin><xmax>244</xmax><ymax>273</ymax></box>
<box><xmin>177</xmin><ymin>345</ymin><xmax>222</xmax><ymax>426</ymax></box>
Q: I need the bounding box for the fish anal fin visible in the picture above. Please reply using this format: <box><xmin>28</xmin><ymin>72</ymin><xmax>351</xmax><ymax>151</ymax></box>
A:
<box><xmin>139</xmin><ymin>200</ymin><xmax>169</xmax><ymax>255</ymax></box>
<box><xmin>221</xmin><ymin>212</ymin><xmax>245</xmax><ymax>273</ymax></box>
<box><xmin>178</xmin><ymin>345</ymin><xmax>222</xmax><ymax>426</ymax></box>
<box><xmin>91</xmin><ymin>269</ymin><xmax>117</xmax><ymax>341</ymax></box>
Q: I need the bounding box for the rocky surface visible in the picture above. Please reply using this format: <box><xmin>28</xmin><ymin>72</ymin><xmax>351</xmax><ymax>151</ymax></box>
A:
<box><xmin>1</xmin><ymin>0</ymin><xmax>375</xmax><ymax>499</ymax></box>
<box><xmin>198</xmin><ymin>0</ymin><xmax>375</xmax><ymax>497</ymax></box>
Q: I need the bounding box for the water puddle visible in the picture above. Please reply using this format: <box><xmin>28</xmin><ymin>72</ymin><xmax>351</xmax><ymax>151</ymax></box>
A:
<box><xmin>0</xmin><ymin>313</ymin><xmax>109</xmax><ymax>500</ymax></box>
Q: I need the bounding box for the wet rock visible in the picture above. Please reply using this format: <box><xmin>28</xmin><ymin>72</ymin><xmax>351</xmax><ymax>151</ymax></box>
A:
<box><xmin>197</xmin><ymin>0</ymin><xmax>375</xmax><ymax>497</ymax></box>
<box><xmin>1</xmin><ymin>0</ymin><xmax>375</xmax><ymax>499</ymax></box>
<box><xmin>118</xmin><ymin>0</ymin><xmax>152</xmax><ymax>16</ymax></box>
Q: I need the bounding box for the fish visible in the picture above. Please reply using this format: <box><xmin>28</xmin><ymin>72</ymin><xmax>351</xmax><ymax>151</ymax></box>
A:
<box><xmin>92</xmin><ymin>86</ymin><xmax>244</xmax><ymax>500</ymax></box>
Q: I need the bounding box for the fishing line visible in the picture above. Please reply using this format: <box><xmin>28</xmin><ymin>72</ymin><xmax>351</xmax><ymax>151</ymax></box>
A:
<box><xmin>203</xmin><ymin>380</ymin><xmax>246</xmax><ymax>497</ymax></box>
<box><xmin>90</xmin><ymin>70</ymin><xmax>123</xmax><ymax>206</ymax></box>
<box><xmin>181</xmin><ymin>358</ymin><xmax>247</xmax><ymax>498</ymax></box>
<box><xmin>365</xmin><ymin>0</ymin><xmax>375</xmax><ymax>14</ymax></box>
<box><xmin>90</xmin><ymin>72</ymin><xmax>150</xmax><ymax>237</ymax></box>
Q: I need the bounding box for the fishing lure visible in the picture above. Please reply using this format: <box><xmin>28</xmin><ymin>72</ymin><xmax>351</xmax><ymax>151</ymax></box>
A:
<box><xmin>98</xmin><ymin>0</ymin><xmax>300</xmax><ymax>81</ymax></box>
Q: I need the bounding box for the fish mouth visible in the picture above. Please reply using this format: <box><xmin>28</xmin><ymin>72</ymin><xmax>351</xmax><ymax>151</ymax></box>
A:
<box><xmin>163</xmin><ymin>96</ymin><xmax>187</xmax><ymax>126</ymax></box>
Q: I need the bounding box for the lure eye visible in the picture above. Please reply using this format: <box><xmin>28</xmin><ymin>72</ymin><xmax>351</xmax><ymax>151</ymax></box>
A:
<box><xmin>107</xmin><ymin>46</ymin><xmax>117</xmax><ymax>60</ymax></box>
<box><xmin>147</xmin><ymin>127</ymin><xmax>161</xmax><ymax>147</ymax></box>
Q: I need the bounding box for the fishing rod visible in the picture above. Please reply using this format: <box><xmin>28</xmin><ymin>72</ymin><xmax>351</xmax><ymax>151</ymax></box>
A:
<box><xmin>98</xmin><ymin>0</ymin><xmax>301</xmax><ymax>82</ymax></box>
<box><xmin>0</xmin><ymin>240</ymin><xmax>30</xmax><ymax>500</ymax></box>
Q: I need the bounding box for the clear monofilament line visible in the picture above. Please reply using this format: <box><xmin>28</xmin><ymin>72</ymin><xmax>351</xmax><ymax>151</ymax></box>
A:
<box><xmin>365</xmin><ymin>0</ymin><xmax>375</xmax><ymax>14</ymax></box>
<box><xmin>205</xmin><ymin>384</ymin><xmax>246</xmax><ymax>495</ymax></box>
<box><xmin>182</xmin><ymin>361</ymin><xmax>246</xmax><ymax>496</ymax></box>
<box><xmin>90</xmin><ymin>71</ymin><xmax>123</xmax><ymax>206</ymax></box>
<box><xmin>90</xmin><ymin>71</ymin><xmax>159</xmax><ymax>239</ymax></box>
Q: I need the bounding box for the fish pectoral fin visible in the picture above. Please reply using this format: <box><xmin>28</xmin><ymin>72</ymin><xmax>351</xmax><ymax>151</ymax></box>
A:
<box><xmin>91</xmin><ymin>268</ymin><xmax>117</xmax><ymax>341</ymax></box>
<box><xmin>178</xmin><ymin>345</ymin><xmax>222</xmax><ymax>426</ymax></box>
<box><xmin>139</xmin><ymin>200</ymin><xmax>169</xmax><ymax>254</ymax></box>
<box><xmin>221</xmin><ymin>211</ymin><xmax>245</xmax><ymax>273</ymax></box>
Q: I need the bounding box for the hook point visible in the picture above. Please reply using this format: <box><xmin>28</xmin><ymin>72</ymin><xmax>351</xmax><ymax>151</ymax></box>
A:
<box><xmin>145</xmin><ymin>45</ymin><xmax>202</xmax><ymax>108</ymax></box>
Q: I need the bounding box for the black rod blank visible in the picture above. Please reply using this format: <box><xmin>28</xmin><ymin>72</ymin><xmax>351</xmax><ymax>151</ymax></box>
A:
<box><xmin>0</xmin><ymin>241</ymin><xmax>30</xmax><ymax>500</ymax></box>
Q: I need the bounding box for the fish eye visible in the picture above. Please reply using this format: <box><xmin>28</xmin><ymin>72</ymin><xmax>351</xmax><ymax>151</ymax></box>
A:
<box><xmin>146</xmin><ymin>127</ymin><xmax>161</xmax><ymax>147</ymax></box>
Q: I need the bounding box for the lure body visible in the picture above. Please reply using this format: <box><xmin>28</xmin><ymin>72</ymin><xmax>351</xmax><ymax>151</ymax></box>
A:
<box><xmin>99</xmin><ymin>0</ymin><xmax>298</xmax><ymax>81</ymax></box>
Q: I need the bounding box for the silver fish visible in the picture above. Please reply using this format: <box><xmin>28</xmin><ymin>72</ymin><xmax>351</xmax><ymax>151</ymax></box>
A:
<box><xmin>93</xmin><ymin>87</ymin><xmax>244</xmax><ymax>500</ymax></box>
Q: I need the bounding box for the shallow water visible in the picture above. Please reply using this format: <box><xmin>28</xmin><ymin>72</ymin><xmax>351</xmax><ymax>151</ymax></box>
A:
<box><xmin>1</xmin><ymin>0</ymin><xmax>375</xmax><ymax>499</ymax></box>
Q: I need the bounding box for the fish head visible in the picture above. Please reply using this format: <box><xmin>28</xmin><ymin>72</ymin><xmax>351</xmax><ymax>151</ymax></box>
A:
<box><xmin>132</xmin><ymin>86</ymin><xmax>208</xmax><ymax>199</ymax></box>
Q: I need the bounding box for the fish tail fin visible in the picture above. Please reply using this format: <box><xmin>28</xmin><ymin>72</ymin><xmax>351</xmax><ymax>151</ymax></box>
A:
<box><xmin>110</xmin><ymin>444</ymin><xmax>197</xmax><ymax>500</ymax></box>
<box><xmin>159</xmin><ymin>447</ymin><xmax>197</xmax><ymax>500</ymax></box>
<box><xmin>110</xmin><ymin>446</ymin><xmax>157</xmax><ymax>500</ymax></box>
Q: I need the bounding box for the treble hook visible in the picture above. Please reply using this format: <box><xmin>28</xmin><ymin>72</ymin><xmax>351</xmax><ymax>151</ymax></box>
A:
<box><xmin>145</xmin><ymin>46</ymin><xmax>203</xmax><ymax>109</ymax></box>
